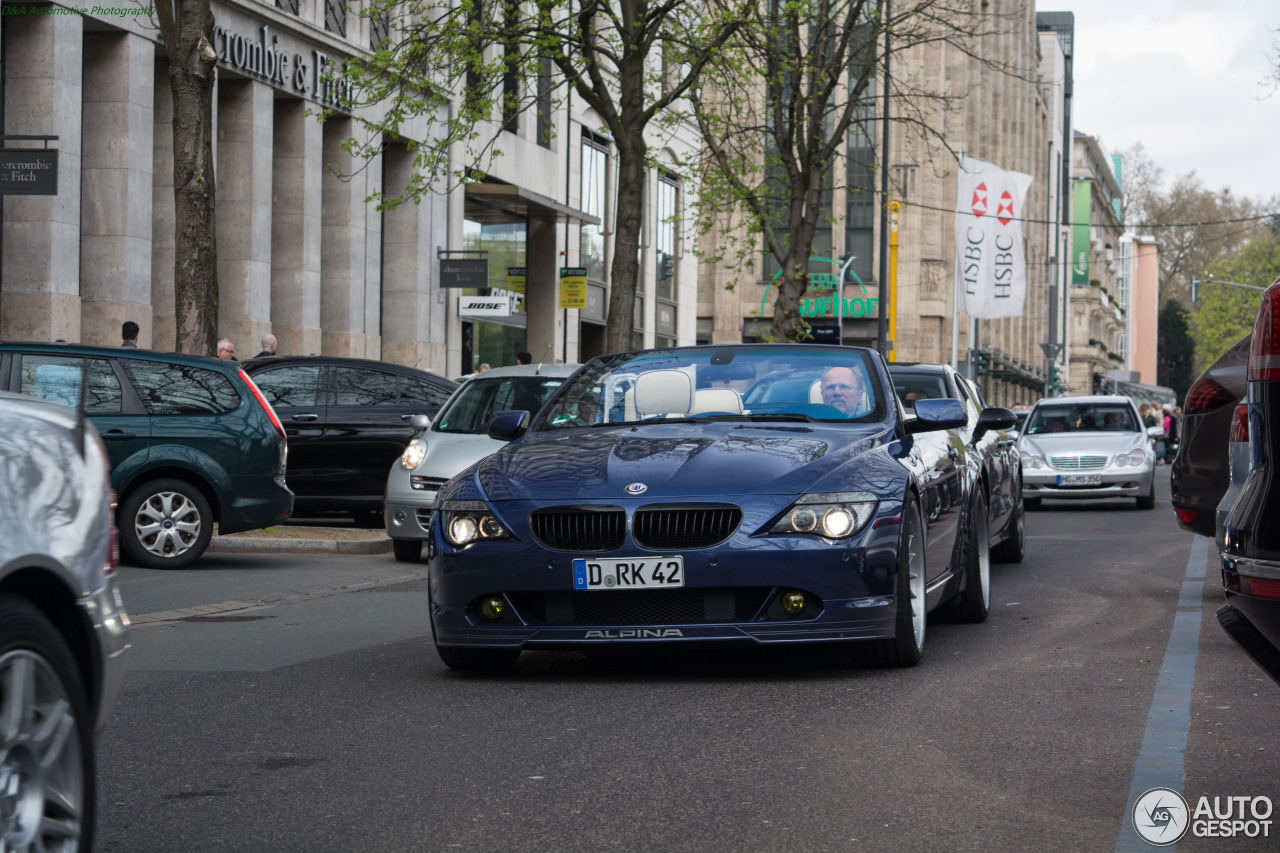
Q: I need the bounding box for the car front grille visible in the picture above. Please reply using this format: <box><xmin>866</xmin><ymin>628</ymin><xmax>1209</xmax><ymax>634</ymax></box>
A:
<box><xmin>530</xmin><ymin>506</ymin><xmax>626</xmax><ymax>551</ymax></box>
<box><xmin>511</xmin><ymin>588</ymin><xmax>771</xmax><ymax>625</ymax></box>
<box><xmin>1049</xmin><ymin>454</ymin><xmax>1108</xmax><ymax>470</ymax></box>
<box><xmin>632</xmin><ymin>505</ymin><xmax>742</xmax><ymax>549</ymax></box>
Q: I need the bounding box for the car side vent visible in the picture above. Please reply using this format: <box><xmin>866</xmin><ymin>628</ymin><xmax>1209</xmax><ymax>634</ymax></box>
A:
<box><xmin>633</xmin><ymin>504</ymin><xmax>743</xmax><ymax>550</ymax></box>
<box><xmin>530</xmin><ymin>506</ymin><xmax>626</xmax><ymax>551</ymax></box>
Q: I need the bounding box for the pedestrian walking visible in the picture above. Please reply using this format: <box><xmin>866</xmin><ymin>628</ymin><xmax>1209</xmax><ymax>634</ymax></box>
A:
<box><xmin>217</xmin><ymin>339</ymin><xmax>237</xmax><ymax>361</ymax></box>
<box><xmin>121</xmin><ymin>320</ymin><xmax>139</xmax><ymax>347</ymax></box>
<box><xmin>255</xmin><ymin>333</ymin><xmax>277</xmax><ymax>358</ymax></box>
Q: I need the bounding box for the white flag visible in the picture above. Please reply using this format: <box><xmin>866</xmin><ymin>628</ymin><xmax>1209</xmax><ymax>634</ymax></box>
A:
<box><xmin>955</xmin><ymin>158</ymin><xmax>1033</xmax><ymax>319</ymax></box>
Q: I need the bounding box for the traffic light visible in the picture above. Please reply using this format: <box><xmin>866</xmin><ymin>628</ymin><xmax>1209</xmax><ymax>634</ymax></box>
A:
<box><xmin>1048</xmin><ymin>363</ymin><xmax>1060</xmax><ymax>388</ymax></box>
<box><xmin>1190</xmin><ymin>276</ymin><xmax>1198</xmax><ymax>303</ymax></box>
<box><xmin>659</xmin><ymin>252</ymin><xmax>674</xmax><ymax>280</ymax></box>
<box><xmin>971</xmin><ymin>350</ymin><xmax>989</xmax><ymax>377</ymax></box>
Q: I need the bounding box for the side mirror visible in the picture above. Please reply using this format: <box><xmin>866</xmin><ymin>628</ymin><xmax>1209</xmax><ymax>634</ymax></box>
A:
<box><xmin>974</xmin><ymin>406</ymin><xmax>1018</xmax><ymax>440</ymax></box>
<box><xmin>1147</xmin><ymin>425</ymin><xmax>1163</xmax><ymax>439</ymax></box>
<box><xmin>905</xmin><ymin>398</ymin><xmax>968</xmax><ymax>434</ymax></box>
<box><xmin>410</xmin><ymin>413</ymin><xmax>431</xmax><ymax>431</ymax></box>
<box><xmin>488</xmin><ymin>410</ymin><xmax>530</xmax><ymax>441</ymax></box>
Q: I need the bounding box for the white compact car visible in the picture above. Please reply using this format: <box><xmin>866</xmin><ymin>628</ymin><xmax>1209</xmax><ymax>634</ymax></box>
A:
<box><xmin>384</xmin><ymin>363</ymin><xmax>581</xmax><ymax>561</ymax></box>
<box><xmin>1017</xmin><ymin>395</ymin><xmax>1161</xmax><ymax>509</ymax></box>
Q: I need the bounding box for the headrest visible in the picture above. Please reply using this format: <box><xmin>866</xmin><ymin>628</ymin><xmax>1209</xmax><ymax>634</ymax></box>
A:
<box><xmin>634</xmin><ymin>369</ymin><xmax>693</xmax><ymax>416</ymax></box>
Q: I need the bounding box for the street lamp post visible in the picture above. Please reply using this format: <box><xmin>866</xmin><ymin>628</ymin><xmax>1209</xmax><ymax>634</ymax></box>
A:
<box><xmin>837</xmin><ymin>253</ymin><xmax>856</xmax><ymax>347</ymax></box>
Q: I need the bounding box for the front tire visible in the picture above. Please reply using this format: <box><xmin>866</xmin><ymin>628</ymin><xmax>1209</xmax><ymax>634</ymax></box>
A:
<box><xmin>119</xmin><ymin>478</ymin><xmax>213</xmax><ymax>569</ymax></box>
<box><xmin>392</xmin><ymin>539</ymin><xmax>422</xmax><ymax>563</ymax></box>
<box><xmin>954</xmin><ymin>494</ymin><xmax>991</xmax><ymax>623</ymax></box>
<box><xmin>858</xmin><ymin>493</ymin><xmax>927</xmax><ymax>667</ymax></box>
<box><xmin>0</xmin><ymin>594</ymin><xmax>94</xmax><ymax>853</ymax></box>
<box><xmin>1024</xmin><ymin>497</ymin><xmax>1042</xmax><ymax>510</ymax></box>
<box><xmin>434</xmin><ymin>645</ymin><xmax>520</xmax><ymax>672</ymax></box>
<box><xmin>1136</xmin><ymin>478</ymin><xmax>1156</xmax><ymax>510</ymax></box>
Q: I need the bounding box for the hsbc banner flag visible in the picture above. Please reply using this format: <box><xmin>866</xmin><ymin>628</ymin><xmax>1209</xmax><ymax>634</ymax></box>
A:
<box><xmin>955</xmin><ymin>158</ymin><xmax>1033</xmax><ymax>319</ymax></box>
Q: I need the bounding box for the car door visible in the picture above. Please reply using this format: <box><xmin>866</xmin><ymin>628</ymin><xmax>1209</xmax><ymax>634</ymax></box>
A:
<box><xmin>14</xmin><ymin>352</ymin><xmax>151</xmax><ymax>481</ymax></box>
<box><xmin>323</xmin><ymin>365</ymin><xmax>413</xmax><ymax>506</ymax></box>
<box><xmin>956</xmin><ymin>375</ymin><xmax>1013</xmax><ymax>533</ymax></box>
<box><xmin>246</xmin><ymin>363</ymin><xmax>327</xmax><ymax>500</ymax></box>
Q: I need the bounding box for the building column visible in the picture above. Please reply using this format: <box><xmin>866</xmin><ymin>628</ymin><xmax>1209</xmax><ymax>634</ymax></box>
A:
<box><xmin>271</xmin><ymin>100</ymin><xmax>322</xmax><ymax>357</ymax></box>
<box><xmin>320</xmin><ymin>116</ymin><xmax>369</xmax><ymax>357</ymax></box>
<box><xmin>80</xmin><ymin>32</ymin><xmax>153</xmax><ymax>347</ymax></box>
<box><xmin>382</xmin><ymin>142</ymin><xmax>440</xmax><ymax>369</ymax></box>
<box><xmin>525</xmin><ymin>218</ymin><xmax>561</xmax><ymax>364</ymax></box>
<box><xmin>216</xmin><ymin>79</ymin><xmax>273</xmax><ymax>354</ymax></box>
<box><xmin>1</xmin><ymin>14</ymin><xmax>82</xmax><ymax>342</ymax></box>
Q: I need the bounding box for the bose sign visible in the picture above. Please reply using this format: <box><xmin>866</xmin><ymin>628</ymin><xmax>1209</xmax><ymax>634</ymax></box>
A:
<box><xmin>458</xmin><ymin>295</ymin><xmax>513</xmax><ymax>317</ymax></box>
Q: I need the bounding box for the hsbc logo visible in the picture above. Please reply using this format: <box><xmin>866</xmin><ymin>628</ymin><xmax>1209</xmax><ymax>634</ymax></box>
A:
<box><xmin>997</xmin><ymin>190</ymin><xmax>1015</xmax><ymax>225</ymax></box>
<box><xmin>971</xmin><ymin>182</ymin><xmax>987</xmax><ymax>217</ymax></box>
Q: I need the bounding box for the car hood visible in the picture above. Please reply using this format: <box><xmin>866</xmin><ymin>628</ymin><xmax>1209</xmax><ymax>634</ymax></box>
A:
<box><xmin>1020</xmin><ymin>431</ymin><xmax>1147</xmax><ymax>458</ymax></box>
<box><xmin>476</xmin><ymin>422</ymin><xmax>892</xmax><ymax>501</ymax></box>
<box><xmin>416</xmin><ymin>431</ymin><xmax>507</xmax><ymax>481</ymax></box>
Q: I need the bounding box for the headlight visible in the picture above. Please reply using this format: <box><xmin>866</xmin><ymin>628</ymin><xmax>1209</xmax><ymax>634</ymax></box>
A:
<box><xmin>1019</xmin><ymin>450</ymin><xmax>1045</xmax><ymax>469</ymax></box>
<box><xmin>1115</xmin><ymin>448</ymin><xmax>1148</xmax><ymax>467</ymax></box>
<box><xmin>400</xmin><ymin>439</ymin><xmax>427</xmax><ymax>470</ymax></box>
<box><xmin>770</xmin><ymin>492</ymin><xmax>878</xmax><ymax>539</ymax></box>
<box><xmin>440</xmin><ymin>500</ymin><xmax>512</xmax><ymax>547</ymax></box>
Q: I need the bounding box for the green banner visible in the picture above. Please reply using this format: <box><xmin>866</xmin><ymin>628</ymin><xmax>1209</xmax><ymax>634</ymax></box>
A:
<box><xmin>1072</xmin><ymin>182</ymin><xmax>1092</xmax><ymax>285</ymax></box>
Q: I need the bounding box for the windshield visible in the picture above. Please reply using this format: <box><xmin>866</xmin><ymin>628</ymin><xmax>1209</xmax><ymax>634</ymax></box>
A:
<box><xmin>889</xmin><ymin>372</ymin><xmax>949</xmax><ymax>409</ymax></box>
<box><xmin>433</xmin><ymin>375</ymin><xmax>567</xmax><ymax>434</ymax></box>
<box><xmin>535</xmin><ymin>345</ymin><xmax>885</xmax><ymax>430</ymax></box>
<box><xmin>1025</xmin><ymin>403</ymin><xmax>1139</xmax><ymax>434</ymax></box>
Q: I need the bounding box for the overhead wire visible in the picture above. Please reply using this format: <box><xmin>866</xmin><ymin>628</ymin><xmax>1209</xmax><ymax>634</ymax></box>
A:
<box><xmin>894</xmin><ymin>198</ymin><xmax>1279</xmax><ymax>231</ymax></box>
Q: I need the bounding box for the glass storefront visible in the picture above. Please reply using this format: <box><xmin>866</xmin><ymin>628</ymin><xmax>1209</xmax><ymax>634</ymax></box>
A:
<box><xmin>462</xmin><ymin>214</ymin><xmax>527</xmax><ymax>371</ymax></box>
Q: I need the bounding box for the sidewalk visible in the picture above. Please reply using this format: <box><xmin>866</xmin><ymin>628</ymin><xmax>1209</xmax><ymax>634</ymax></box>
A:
<box><xmin>210</xmin><ymin>523</ymin><xmax>394</xmax><ymax>555</ymax></box>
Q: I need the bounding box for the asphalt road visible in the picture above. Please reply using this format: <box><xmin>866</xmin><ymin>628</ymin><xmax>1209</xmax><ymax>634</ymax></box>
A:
<box><xmin>97</xmin><ymin>471</ymin><xmax>1279</xmax><ymax>852</ymax></box>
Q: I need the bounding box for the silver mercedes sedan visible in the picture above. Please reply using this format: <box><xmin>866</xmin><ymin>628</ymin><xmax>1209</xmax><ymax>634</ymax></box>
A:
<box><xmin>1017</xmin><ymin>395</ymin><xmax>1161</xmax><ymax>509</ymax></box>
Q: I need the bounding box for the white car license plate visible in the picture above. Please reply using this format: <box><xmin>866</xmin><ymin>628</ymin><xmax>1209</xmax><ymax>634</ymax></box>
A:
<box><xmin>1057</xmin><ymin>473</ymin><xmax>1103</xmax><ymax>486</ymax></box>
<box><xmin>572</xmin><ymin>556</ymin><xmax>684</xmax><ymax>590</ymax></box>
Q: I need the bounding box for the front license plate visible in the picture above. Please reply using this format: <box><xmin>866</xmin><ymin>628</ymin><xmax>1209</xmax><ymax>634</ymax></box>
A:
<box><xmin>572</xmin><ymin>556</ymin><xmax>684</xmax><ymax>590</ymax></box>
<box><xmin>1057</xmin><ymin>473</ymin><xmax>1103</xmax><ymax>485</ymax></box>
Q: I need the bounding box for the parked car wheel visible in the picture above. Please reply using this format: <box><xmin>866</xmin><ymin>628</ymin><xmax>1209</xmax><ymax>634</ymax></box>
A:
<box><xmin>954</xmin><ymin>493</ymin><xmax>991</xmax><ymax>623</ymax></box>
<box><xmin>856</xmin><ymin>494</ymin><xmax>926</xmax><ymax>667</ymax></box>
<box><xmin>992</xmin><ymin>493</ymin><xmax>1026</xmax><ymax>563</ymax></box>
<box><xmin>0</xmin><ymin>594</ymin><xmax>95</xmax><ymax>852</ymax></box>
<box><xmin>392</xmin><ymin>539</ymin><xmax>422</xmax><ymax>563</ymax></box>
<box><xmin>1136</xmin><ymin>479</ymin><xmax>1156</xmax><ymax>510</ymax></box>
<box><xmin>120</xmin><ymin>478</ymin><xmax>213</xmax><ymax>569</ymax></box>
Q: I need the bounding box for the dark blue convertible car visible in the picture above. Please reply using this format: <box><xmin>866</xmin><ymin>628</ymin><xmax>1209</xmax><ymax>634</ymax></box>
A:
<box><xmin>427</xmin><ymin>344</ymin><xmax>1016</xmax><ymax>670</ymax></box>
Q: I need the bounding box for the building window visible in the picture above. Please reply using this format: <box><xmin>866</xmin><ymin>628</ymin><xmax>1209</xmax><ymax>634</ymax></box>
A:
<box><xmin>325</xmin><ymin>0</ymin><xmax>347</xmax><ymax>37</ymax></box>
<box><xmin>656</xmin><ymin>174</ymin><xmax>679</xmax><ymax>301</ymax></box>
<box><xmin>581</xmin><ymin>137</ymin><xmax>608</xmax><ymax>282</ymax></box>
<box><xmin>536</xmin><ymin>54</ymin><xmax>553</xmax><ymax>149</ymax></box>
<box><xmin>275</xmin><ymin>0</ymin><xmax>300</xmax><ymax>15</ymax></box>
<box><xmin>371</xmin><ymin>10</ymin><xmax>391</xmax><ymax>50</ymax></box>
<box><xmin>502</xmin><ymin>5</ymin><xmax>520</xmax><ymax>134</ymax></box>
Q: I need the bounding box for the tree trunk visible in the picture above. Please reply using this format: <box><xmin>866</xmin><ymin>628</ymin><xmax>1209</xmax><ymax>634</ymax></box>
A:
<box><xmin>604</xmin><ymin>129</ymin><xmax>647</xmax><ymax>353</ymax></box>
<box><xmin>168</xmin><ymin>18</ymin><xmax>219</xmax><ymax>356</ymax></box>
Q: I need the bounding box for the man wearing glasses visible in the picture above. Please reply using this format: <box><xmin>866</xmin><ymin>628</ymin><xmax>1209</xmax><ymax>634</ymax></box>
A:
<box><xmin>216</xmin><ymin>339</ymin><xmax>237</xmax><ymax>361</ymax></box>
<box><xmin>820</xmin><ymin>366</ymin><xmax>870</xmax><ymax>417</ymax></box>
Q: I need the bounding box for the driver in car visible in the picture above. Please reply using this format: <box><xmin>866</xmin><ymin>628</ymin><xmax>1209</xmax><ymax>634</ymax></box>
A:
<box><xmin>821</xmin><ymin>366</ymin><xmax>870</xmax><ymax>416</ymax></box>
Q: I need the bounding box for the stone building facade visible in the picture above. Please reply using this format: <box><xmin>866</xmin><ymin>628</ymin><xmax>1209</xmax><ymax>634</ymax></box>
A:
<box><xmin>0</xmin><ymin>3</ymin><xmax>699</xmax><ymax>375</ymax></box>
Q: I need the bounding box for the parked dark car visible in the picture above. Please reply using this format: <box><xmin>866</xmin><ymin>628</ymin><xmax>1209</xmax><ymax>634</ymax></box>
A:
<box><xmin>1218</xmin><ymin>278</ymin><xmax>1280</xmax><ymax>685</ymax></box>
<box><xmin>0</xmin><ymin>391</ymin><xmax>130</xmax><ymax>850</ymax></box>
<box><xmin>244</xmin><ymin>355</ymin><xmax>457</xmax><ymax>522</ymax></box>
<box><xmin>1171</xmin><ymin>333</ymin><xmax>1250</xmax><ymax>537</ymax></box>
<box><xmin>428</xmin><ymin>343</ymin><xmax>1009</xmax><ymax>671</ymax></box>
<box><xmin>888</xmin><ymin>363</ymin><xmax>1025</xmax><ymax>562</ymax></box>
<box><xmin>2</xmin><ymin>342</ymin><xmax>292</xmax><ymax>568</ymax></box>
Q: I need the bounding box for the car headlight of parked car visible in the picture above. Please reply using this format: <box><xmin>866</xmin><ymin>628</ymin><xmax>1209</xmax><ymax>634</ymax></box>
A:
<box><xmin>1114</xmin><ymin>448</ymin><xmax>1149</xmax><ymax>467</ymax></box>
<box><xmin>440</xmin><ymin>500</ymin><xmax>513</xmax><ymax>547</ymax></box>
<box><xmin>1019</xmin><ymin>450</ymin><xmax>1046</xmax><ymax>469</ymax></box>
<box><xmin>770</xmin><ymin>492</ymin><xmax>878</xmax><ymax>539</ymax></box>
<box><xmin>400</xmin><ymin>439</ymin><xmax>427</xmax><ymax>470</ymax></box>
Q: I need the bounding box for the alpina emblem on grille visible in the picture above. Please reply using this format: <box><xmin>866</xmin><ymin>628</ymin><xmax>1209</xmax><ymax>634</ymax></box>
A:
<box><xmin>625</xmin><ymin>482</ymin><xmax>648</xmax><ymax>494</ymax></box>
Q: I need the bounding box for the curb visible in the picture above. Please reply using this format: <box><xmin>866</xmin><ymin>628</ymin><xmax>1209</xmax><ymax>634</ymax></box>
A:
<box><xmin>208</xmin><ymin>536</ymin><xmax>393</xmax><ymax>555</ymax></box>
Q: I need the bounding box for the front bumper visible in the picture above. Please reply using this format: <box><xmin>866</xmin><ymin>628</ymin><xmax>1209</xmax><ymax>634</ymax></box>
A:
<box><xmin>1023</xmin><ymin>466</ymin><xmax>1153</xmax><ymax>500</ymax></box>
<box><xmin>81</xmin><ymin>575</ymin><xmax>130</xmax><ymax>732</ymax></box>
<box><xmin>429</xmin><ymin>502</ymin><xmax>907</xmax><ymax>651</ymax></box>
<box><xmin>384</xmin><ymin>468</ymin><xmax>437</xmax><ymax>542</ymax></box>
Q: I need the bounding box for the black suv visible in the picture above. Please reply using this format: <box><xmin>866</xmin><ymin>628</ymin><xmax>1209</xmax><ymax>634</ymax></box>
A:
<box><xmin>244</xmin><ymin>356</ymin><xmax>456</xmax><ymax>522</ymax></box>
<box><xmin>1</xmin><ymin>342</ymin><xmax>293</xmax><ymax>568</ymax></box>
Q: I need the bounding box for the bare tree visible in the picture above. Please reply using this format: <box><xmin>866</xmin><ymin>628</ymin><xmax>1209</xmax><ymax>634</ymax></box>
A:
<box><xmin>155</xmin><ymin>0</ymin><xmax>219</xmax><ymax>355</ymax></box>
<box><xmin>345</xmin><ymin>0</ymin><xmax>749</xmax><ymax>354</ymax></box>
<box><xmin>687</xmin><ymin>0</ymin><xmax>1020</xmax><ymax>342</ymax></box>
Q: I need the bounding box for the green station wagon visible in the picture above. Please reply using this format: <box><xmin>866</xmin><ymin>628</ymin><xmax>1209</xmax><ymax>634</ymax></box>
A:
<box><xmin>1</xmin><ymin>342</ymin><xmax>293</xmax><ymax>568</ymax></box>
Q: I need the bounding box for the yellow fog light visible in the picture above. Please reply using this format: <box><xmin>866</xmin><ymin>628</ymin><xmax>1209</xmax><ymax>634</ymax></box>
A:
<box><xmin>481</xmin><ymin>597</ymin><xmax>507</xmax><ymax>620</ymax></box>
<box><xmin>780</xmin><ymin>591</ymin><xmax>806</xmax><ymax>615</ymax></box>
